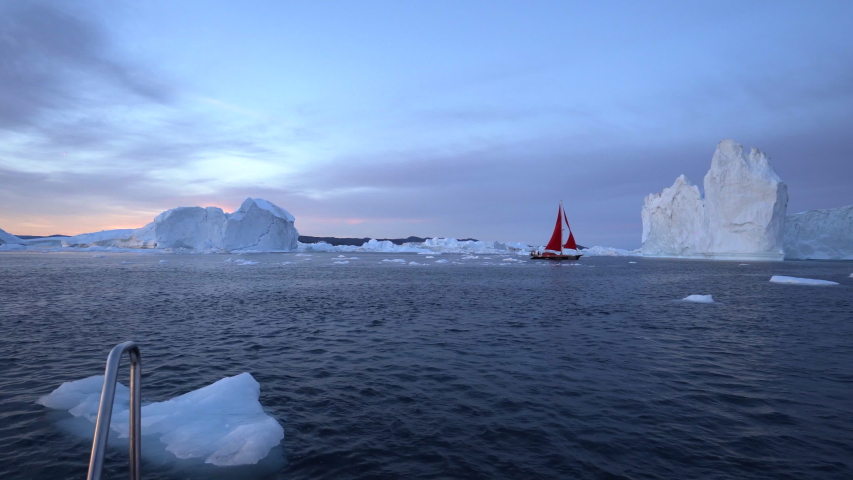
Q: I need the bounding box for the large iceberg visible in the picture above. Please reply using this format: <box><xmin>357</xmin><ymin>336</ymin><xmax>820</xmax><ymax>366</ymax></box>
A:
<box><xmin>784</xmin><ymin>205</ymin><xmax>853</xmax><ymax>260</ymax></box>
<box><xmin>55</xmin><ymin>198</ymin><xmax>299</xmax><ymax>252</ymax></box>
<box><xmin>37</xmin><ymin>372</ymin><xmax>283</xmax><ymax>466</ymax></box>
<box><xmin>642</xmin><ymin>139</ymin><xmax>788</xmax><ymax>261</ymax></box>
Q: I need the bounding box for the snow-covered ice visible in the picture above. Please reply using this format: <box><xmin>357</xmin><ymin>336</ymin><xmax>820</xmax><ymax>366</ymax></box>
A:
<box><xmin>234</xmin><ymin>259</ymin><xmax>259</xmax><ymax>266</ymax></box>
<box><xmin>37</xmin><ymin>373</ymin><xmax>283</xmax><ymax>466</ymax></box>
<box><xmin>19</xmin><ymin>198</ymin><xmax>299</xmax><ymax>253</ymax></box>
<box><xmin>769</xmin><ymin>276</ymin><xmax>839</xmax><ymax>286</ymax></box>
<box><xmin>435</xmin><ymin>259</ymin><xmax>449</xmax><ymax>264</ymax></box>
<box><xmin>0</xmin><ymin>227</ymin><xmax>23</xmax><ymax>245</ymax></box>
<box><xmin>681</xmin><ymin>295</ymin><xmax>715</xmax><ymax>303</ymax></box>
<box><xmin>784</xmin><ymin>205</ymin><xmax>853</xmax><ymax>260</ymax></box>
<box><xmin>333</xmin><ymin>261</ymin><xmax>350</xmax><ymax>264</ymax></box>
<box><xmin>159</xmin><ymin>260</ymin><xmax>169</xmax><ymax>264</ymax></box>
<box><xmin>382</xmin><ymin>259</ymin><xmax>407</xmax><ymax>263</ymax></box>
<box><xmin>629</xmin><ymin>261</ymin><xmax>637</xmax><ymax>264</ymax></box>
<box><xmin>582</xmin><ymin>246</ymin><xmax>640</xmax><ymax>257</ymax></box>
<box><xmin>642</xmin><ymin>140</ymin><xmax>787</xmax><ymax>261</ymax></box>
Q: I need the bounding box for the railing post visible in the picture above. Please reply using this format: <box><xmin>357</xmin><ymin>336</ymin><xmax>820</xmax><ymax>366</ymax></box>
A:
<box><xmin>87</xmin><ymin>341</ymin><xmax>141</xmax><ymax>480</ymax></box>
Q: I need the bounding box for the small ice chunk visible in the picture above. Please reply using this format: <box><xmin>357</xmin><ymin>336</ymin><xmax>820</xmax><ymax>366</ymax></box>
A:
<box><xmin>120</xmin><ymin>261</ymin><xmax>134</xmax><ymax>264</ymax></box>
<box><xmin>629</xmin><ymin>261</ymin><xmax>637</xmax><ymax>264</ymax></box>
<box><xmin>281</xmin><ymin>262</ymin><xmax>292</xmax><ymax>265</ymax></box>
<box><xmin>849</xmin><ymin>273</ymin><xmax>853</xmax><ymax>278</ymax></box>
<box><xmin>235</xmin><ymin>259</ymin><xmax>258</xmax><ymax>266</ymax></box>
<box><xmin>92</xmin><ymin>255</ymin><xmax>105</xmax><ymax>258</ymax></box>
<box><xmin>769</xmin><ymin>276</ymin><xmax>838</xmax><ymax>286</ymax></box>
<box><xmin>224</xmin><ymin>257</ymin><xmax>233</xmax><ymax>263</ymax></box>
<box><xmin>159</xmin><ymin>260</ymin><xmax>169</xmax><ymax>264</ymax></box>
<box><xmin>382</xmin><ymin>259</ymin><xmax>406</xmax><ymax>263</ymax></box>
<box><xmin>333</xmin><ymin>261</ymin><xmax>349</xmax><ymax>264</ymax></box>
<box><xmin>682</xmin><ymin>294</ymin><xmax>715</xmax><ymax>303</ymax></box>
<box><xmin>739</xmin><ymin>263</ymin><xmax>750</xmax><ymax>266</ymax></box>
<box><xmin>409</xmin><ymin>261</ymin><xmax>422</xmax><ymax>265</ymax></box>
<box><xmin>435</xmin><ymin>259</ymin><xmax>449</xmax><ymax>264</ymax></box>
<box><xmin>424</xmin><ymin>256</ymin><xmax>434</xmax><ymax>258</ymax></box>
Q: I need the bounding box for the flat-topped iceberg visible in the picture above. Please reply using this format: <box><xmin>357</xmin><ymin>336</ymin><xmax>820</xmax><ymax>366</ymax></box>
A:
<box><xmin>784</xmin><ymin>205</ymin><xmax>853</xmax><ymax>260</ymax></box>
<box><xmin>769</xmin><ymin>275</ymin><xmax>839</xmax><ymax>286</ymax></box>
<box><xmin>642</xmin><ymin>139</ymin><xmax>788</xmax><ymax>261</ymax></box>
<box><xmin>37</xmin><ymin>372</ymin><xmax>283</xmax><ymax>466</ymax></box>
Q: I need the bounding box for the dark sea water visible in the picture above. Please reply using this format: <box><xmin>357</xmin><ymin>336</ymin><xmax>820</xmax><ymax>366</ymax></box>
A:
<box><xmin>1</xmin><ymin>252</ymin><xmax>851</xmax><ymax>480</ymax></box>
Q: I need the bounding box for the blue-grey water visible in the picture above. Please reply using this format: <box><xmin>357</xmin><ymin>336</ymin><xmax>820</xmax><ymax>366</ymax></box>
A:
<box><xmin>0</xmin><ymin>252</ymin><xmax>851</xmax><ymax>479</ymax></box>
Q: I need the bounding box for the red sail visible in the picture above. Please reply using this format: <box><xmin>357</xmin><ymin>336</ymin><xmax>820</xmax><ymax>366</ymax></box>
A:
<box><xmin>562</xmin><ymin>209</ymin><xmax>577</xmax><ymax>250</ymax></box>
<box><xmin>544</xmin><ymin>204</ymin><xmax>563</xmax><ymax>251</ymax></box>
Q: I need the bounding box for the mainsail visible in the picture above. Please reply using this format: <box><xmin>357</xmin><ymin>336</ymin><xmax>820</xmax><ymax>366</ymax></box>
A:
<box><xmin>544</xmin><ymin>204</ymin><xmax>563</xmax><ymax>252</ymax></box>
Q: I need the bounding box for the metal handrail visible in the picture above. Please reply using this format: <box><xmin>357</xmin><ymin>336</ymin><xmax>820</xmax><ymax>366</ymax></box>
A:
<box><xmin>87</xmin><ymin>341</ymin><xmax>141</xmax><ymax>480</ymax></box>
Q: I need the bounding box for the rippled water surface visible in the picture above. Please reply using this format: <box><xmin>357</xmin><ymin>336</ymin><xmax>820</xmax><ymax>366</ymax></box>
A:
<box><xmin>1</xmin><ymin>252</ymin><xmax>851</xmax><ymax>479</ymax></box>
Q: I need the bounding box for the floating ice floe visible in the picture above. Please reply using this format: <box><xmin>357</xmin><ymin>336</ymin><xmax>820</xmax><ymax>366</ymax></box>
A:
<box><xmin>739</xmin><ymin>263</ymin><xmax>750</xmax><ymax>266</ymax></box>
<box><xmin>281</xmin><ymin>261</ymin><xmax>293</xmax><ymax>265</ymax></box>
<box><xmin>424</xmin><ymin>255</ymin><xmax>434</xmax><ymax>258</ymax></box>
<box><xmin>159</xmin><ymin>260</ymin><xmax>169</xmax><ymax>264</ymax></box>
<box><xmin>435</xmin><ymin>259</ymin><xmax>449</xmax><ymax>264</ymax></box>
<box><xmin>408</xmin><ymin>261</ymin><xmax>423</xmax><ymax>265</ymax></box>
<box><xmin>629</xmin><ymin>261</ymin><xmax>637</xmax><ymax>264</ymax></box>
<box><xmin>120</xmin><ymin>261</ymin><xmax>134</xmax><ymax>265</ymax></box>
<box><xmin>682</xmin><ymin>294</ymin><xmax>715</xmax><ymax>303</ymax></box>
<box><xmin>93</xmin><ymin>254</ymin><xmax>105</xmax><ymax>258</ymax></box>
<box><xmin>333</xmin><ymin>261</ymin><xmax>350</xmax><ymax>264</ymax></box>
<box><xmin>37</xmin><ymin>373</ymin><xmax>283</xmax><ymax>466</ymax></box>
<box><xmin>234</xmin><ymin>259</ymin><xmax>259</xmax><ymax>266</ymax></box>
<box><xmin>381</xmin><ymin>259</ymin><xmax>407</xmax><ymax>263</ymax></box>
<box><xmin>769</xmin><ymin>275</ymin><xmax>839</xmax><ymax>286</ymax></box>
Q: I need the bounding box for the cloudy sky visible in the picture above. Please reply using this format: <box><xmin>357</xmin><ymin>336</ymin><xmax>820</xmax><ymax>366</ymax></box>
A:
<box><xmin>1</xmin><ymin>0</ymin><xmax>851</xmax><ymax>248</ymax></box>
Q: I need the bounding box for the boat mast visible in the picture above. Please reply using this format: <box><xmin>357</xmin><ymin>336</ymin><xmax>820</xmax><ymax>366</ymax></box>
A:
<box><xmin>559</xmin><ymin>201</ymin><xmax>563</xmax><ymax>255</ymax></box>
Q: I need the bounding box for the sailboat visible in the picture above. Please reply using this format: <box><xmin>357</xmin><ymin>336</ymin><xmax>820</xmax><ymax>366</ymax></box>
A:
<box><xmin>530</xmin><ymin>201</ymin><xmax>583</xmax><ymax>260</ymax></box>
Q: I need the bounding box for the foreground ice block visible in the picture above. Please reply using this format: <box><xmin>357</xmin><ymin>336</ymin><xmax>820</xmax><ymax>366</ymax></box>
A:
<box><xmin>642</xmin><ymin>140</ymin><xmax>788</xmax><ymax>260</ymax></box>
<box><xmin>37</xmin><ymin>373</ymin><xmax>283</xmax><ymax>466</ymax></box>
<box><xmin>784</xmin><ymin>205</ymin><xmax>853</xmax><ymax>260</ymax></box>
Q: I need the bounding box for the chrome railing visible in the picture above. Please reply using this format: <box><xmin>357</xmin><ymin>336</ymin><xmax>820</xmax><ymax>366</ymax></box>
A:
<box><xmin>87</xmin><ymin>341</ymin><xmax>141</xmax><ymax>480</ymax></box>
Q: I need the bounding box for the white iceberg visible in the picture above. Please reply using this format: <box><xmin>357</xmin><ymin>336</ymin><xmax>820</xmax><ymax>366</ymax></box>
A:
<box><xmin>37</xmin><ymin>373</ymin><xmax>283</xmax><ymax>466</ymax></box>
<box><xmin>52</xmin><ymin>198</ymin><xmax>298</xmax><ymax>252</ymax></box>
<box><xmin>769</xmin><ymin>275</ymin><xmax>839</xmax><ymax>286</ymax></box>
<box><xmin>681</xmin><ymin>294</ymin><xmax>715</xmax><ymax>303</ymax></box>
<box><xmin>784</xmin><ymin>205</ymin><xmax>853</xmax><ymax>260</ymax></box>
<box><xmin>642</xmin><ymin>140</ymin><xmax>787</xmax><ymax>261</ymax></box>
<box><xmin>0</xmin><ymin>227</ymin><xmax>23</xmax><ymax>245</ymax></box>
<box><xmin>582</xmin><ymin>246</ymin><xmax>642</xmax><ymax>257</ymax></box>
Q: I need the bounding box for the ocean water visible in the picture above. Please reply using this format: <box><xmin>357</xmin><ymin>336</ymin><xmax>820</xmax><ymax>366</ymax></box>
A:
<box><xmin>0</xmin><ymin>252</ymin><xmax>851</xmax><ymax>480</ymax></box>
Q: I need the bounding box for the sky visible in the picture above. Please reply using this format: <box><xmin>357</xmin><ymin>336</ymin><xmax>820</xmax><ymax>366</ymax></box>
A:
<box><xmin>0</xmin><ymin>0</ymin><xmax>851</xmax><ymax>248</ymax></box>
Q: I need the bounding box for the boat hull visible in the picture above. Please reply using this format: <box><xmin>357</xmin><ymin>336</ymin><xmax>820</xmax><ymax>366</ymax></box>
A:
<box><xmin>530</xmin><ymin>254</ymin><xmax>583</xmax><ymax>260</ymax></box>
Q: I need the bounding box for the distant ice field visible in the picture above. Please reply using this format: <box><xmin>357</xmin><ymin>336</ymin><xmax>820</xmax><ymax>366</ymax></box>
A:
<box><xmin>0</xmin><ymin>252</ymin><xmax>851</xmax><ymax>480</ymax></box>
